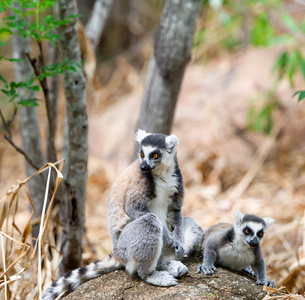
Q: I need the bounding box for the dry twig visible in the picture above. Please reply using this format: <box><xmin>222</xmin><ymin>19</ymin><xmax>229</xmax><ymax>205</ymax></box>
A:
<box><xmin>0</xmin><ymin>108</ymin><xmax>39</xmax><ymax>170</ymax></box>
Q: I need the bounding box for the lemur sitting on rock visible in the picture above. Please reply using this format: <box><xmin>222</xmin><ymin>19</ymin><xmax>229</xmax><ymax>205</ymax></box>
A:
<box><xmin>43</xmin><ymin>130</ymin><xmax>204</xmax><ymax>300</ymax></box>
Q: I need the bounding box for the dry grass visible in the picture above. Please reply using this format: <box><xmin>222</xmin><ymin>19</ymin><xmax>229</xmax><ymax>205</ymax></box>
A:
<box><xmin>263</xmin><ymin>286</ymin><xmax>305</xmax><ymax>299</ymax></box>
<box><xmin>0</xmin><ymin>161</ymin><xmax>64</xmax><ymax>300</ymax></box>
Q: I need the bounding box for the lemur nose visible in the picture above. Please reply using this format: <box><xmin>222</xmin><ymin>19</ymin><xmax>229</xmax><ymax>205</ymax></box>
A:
<box><xmin>249</xmin><ymin>237</ymin><xmax>258</xmax><ymax>247</ymax></box>
<box><xmin>140</xmin><ymin>161</ymin><xmax>151</xmax><ymax>171</ymax></box>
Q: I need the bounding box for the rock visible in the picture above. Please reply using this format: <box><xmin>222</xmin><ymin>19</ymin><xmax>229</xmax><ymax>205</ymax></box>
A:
<box><xmin>64</xmin><ymin>257</ymin><xmax>267</xmax><ymax>300</ymax></box>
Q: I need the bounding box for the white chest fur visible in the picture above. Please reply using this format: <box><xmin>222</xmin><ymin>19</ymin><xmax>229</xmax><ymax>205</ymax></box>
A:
<box><xmin>217</xmin><ymin>241</ymin><xmax>255</xmax><ymax>270</ymax></box>
<box><xmin>148</xmin><ymin>170</ymin><xmax>178</xmax><ymax>226</ymax></box>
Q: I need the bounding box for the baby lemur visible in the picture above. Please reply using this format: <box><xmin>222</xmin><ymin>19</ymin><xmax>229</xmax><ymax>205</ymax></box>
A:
<box><xmin>197</xmin><ymin>211</ymin><xmax>275</xmax><ymax>288</ymax></box>
<box><xmin>43</xmin><ymin>130</ymin><xmax>203</xmax><ymax>300</ymax></box>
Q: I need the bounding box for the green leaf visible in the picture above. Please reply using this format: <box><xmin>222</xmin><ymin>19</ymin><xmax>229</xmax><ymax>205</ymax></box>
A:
<box><xmin>282</xmin><ymin>12</ymin><xmax>299</xmax><ymax>33</ymax></box>
<box><xmin>272</xmin><ymin>51</ymin><xmax>288</xmax><ymax>79</ymax></box>
<box><xmin>6</xmin><ymin>15</ymin><xmax>16</xmax><ymax>21</ymax></box>
<box><xmin>0</xmin><ymin>28</ymin><xmax>12</xmax><ymax>34</ymax></box>
<box><xmin>31</xmin><ymin>85</ymin><xmax>40</xmax><ymax>91</ymax></box>
<box><xmin>250</xmin><ymin>12</ymin><xmax>275</xmax><ymax>47</ymax></box>
<box><xmin>247</xmin><ymin>103</ymin><xmax>274</xmax><ymax>135</ymax></box>
<box><xmin>287</xmin><ymin>51</ymin><xmax>299</xmax><ymax>86</ymax></box>
<box><xmin>194</xmin><ymin>28</ymin><xmax>205</xmax><ymax>48</ymax></box>
<box><xmin>0</xmin><ymin>74</ymin><xmax>7</xmax><ymax>84</ymax></box>
<box><xmin>18</xmin><ymin>98</ymin><xmax>40</xmax><ymax>106</ymax></box>
<box><xmin>68</xmin><ymin>66</ymin><xmax>77</xmax><ymax>73</ymax></box>
<box><xmin>267</xmin><ymin>35</ymin><xmax>293</xmax><ymax>46</ymax></box>
<box><xmin>4</xmin><ymin>58</ymin><xmax>23</xmax><ymax>62</ymax></box>
<box><xmin>1</xmin><ymin>89</ymin><xmax>10</xmax><ymax>96</ymax></box>
<box><xmin>293</xmin><ymin>91</ymin><xmax>305</xmax><ymax>102</ymax></box>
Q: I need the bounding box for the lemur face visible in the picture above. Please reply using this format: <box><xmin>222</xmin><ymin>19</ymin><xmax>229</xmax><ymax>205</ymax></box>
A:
<box><xmin>240</xmin><ymin>222</ymin><xmax>265</xmax><ymax>247</ymax></box>
<box><xmin>134</xmin><ymin>129</ymin><xmax>179</xmax><ymax>172</ymax></box>
<box><xmin>234</xmin><ymin>211</ymin><xmax>275</xmax><ymax>248</ymax></box>
<box><xmin>139</xmin><ymin>145</ymin><xmax>163</xmax><ymax>171</ymax></box>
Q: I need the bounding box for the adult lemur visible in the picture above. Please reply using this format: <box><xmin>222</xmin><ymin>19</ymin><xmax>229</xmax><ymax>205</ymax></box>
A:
<box><xmin>43</xmin><ymin>130</ymin><xmax>203</xmax><ymax>300</ymax></box>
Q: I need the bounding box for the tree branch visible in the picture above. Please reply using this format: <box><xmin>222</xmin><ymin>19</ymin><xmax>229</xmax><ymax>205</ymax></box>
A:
<box><xmin>25</xmin><ymin>50</ymin><xmax>57</xmax><ymax>163</ymax></box>
<box><xmin>0</xmin><ymin>108</ymin><xmax>40</xmax><ymax>170</ymax></box>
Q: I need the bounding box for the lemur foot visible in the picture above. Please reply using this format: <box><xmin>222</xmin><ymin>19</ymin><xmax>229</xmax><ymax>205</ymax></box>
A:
<box><xmin>197</xmin><ymin>264</ymin><xmax>217</xmax><ymax>275</ymax></box>
<box><xmin>144</xmin><ymin>270</ymin><xmax>178</xmax><ymax>286</ymax></box>
<box><xmin>242</xmin><ymin>266</ymin><xmax>256</xmax><ymax>277</ymax></box>
<box><xmin>256</xmin><ymin>280</ymin><xmax>276</xmax><ymax>288</ymax></box>
<box><xmin>167</xmin><ymin>261</ymin><xmax>188</xmax><ymax>278</ymax></box>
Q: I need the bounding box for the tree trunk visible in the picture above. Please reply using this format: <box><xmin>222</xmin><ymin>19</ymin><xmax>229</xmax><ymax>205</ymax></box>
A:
<box><xmin>85</xmin><ymin>0</ymin><xmax>113</xmax><ymax>48</ymax></box>
<box><xmin>12</xmin><ymin>30</ymin><xmax>46</xmax><ymax>239</ymax></box>
<box><xmin>57</xmin><ymin>0</ymin><xmax>89</xmax><ymax>275</ymax></box>
<box><xmin>136</xmin><ymin>0</ymin><xmax>201</xmax><ymax>135</ymax></box>
<box><xmin>46</xmin><ymin>43</ymin><xmax>60</xmax><ymax>163</ymax></box>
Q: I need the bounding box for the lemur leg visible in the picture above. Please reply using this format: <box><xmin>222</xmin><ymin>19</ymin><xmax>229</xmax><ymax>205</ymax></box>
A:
<box><xmin>113</xmin><ymin>213</ymin><xmax>178</xmax><ymax>286</ymax></box>
<box><xmin>252</xmin><ymin>258</ymin><xmax>276</xmax><ymax>288</ymax></box>
<box><xmin>160</xmin><ymin>217</ymin><xmax>204</xmax><ymax>278</ymax></box>
<box><xmin>197</xmin><ymin>240</ymin><xmax>217</xmax><ymax>275</ymax></box>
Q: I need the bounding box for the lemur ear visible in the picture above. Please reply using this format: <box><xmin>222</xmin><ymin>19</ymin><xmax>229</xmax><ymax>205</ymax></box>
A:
<box><xmin>165</xmin><ymin>134</ymin><xmax>179</xmax><ymax>153</ymax></box>
<box><xmin>134</xmin><ymin>129</ymin><xmax>149</xmax><ymax>144</ymax></box>
<box><xmin>234</xmin><ymin>211</ymin><xmax>244</xmax><ymax>226</ymax></box>
<box><xmin>263</xmin><ymin>217</ymin><xmax>275</xmax><ymax>227</ymax></box>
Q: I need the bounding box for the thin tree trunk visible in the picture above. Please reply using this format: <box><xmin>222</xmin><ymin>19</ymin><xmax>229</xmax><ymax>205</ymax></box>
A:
<box><xmin>85</xmin><ymin>0</ymin><xmax>113</xmax><ymax>48</ymax></box>
<box><xmin>47</xmin><ymin>43</ymin><xmax>60</xmax><ymax>162</ymax></box>
<box><xmin>36</xmin><ymin>42</ymin><xmax>58</xmax><ymax>164</ymax></box>
<box><xmin>57</xmin><ymin>0</ymin><xmax>88</xmax><ymax>275</ymax></box>
<box><xmin>136</xmin><ymin>0</ymin><xmax>201</xmax><ymax>135</ymax></box>
<box><xmin>12</xmin><ymin>33</ymin><xmax>46</xmax><ymax>239</ymax></box>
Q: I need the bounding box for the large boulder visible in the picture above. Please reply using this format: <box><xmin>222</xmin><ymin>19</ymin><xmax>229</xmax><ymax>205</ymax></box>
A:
<box><xmin>64</xmin><ymin>257</ymin><xmax>267</xmax><ymax>300</ymax></box>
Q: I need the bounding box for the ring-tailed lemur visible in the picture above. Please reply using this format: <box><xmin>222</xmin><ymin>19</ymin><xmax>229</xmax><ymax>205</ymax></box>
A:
<box><xmin>197</xmin><ymin>211</ymin><xmax>275</xmax><ymax>288</ymax></box>
<box><xmin>43</xmin><ymin>130</ymin><xmax>203</xmax><ymax>300</ymax></box>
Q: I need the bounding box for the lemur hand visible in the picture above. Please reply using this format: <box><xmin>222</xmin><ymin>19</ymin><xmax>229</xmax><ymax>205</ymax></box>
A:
<box><xmin>174</xmin><ymin>241</ymin><xmax>184</xmax><ymax>258</ymax></box>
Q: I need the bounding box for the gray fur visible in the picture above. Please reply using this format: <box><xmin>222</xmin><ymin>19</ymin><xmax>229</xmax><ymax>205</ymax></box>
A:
<box><xmin>110</xmin><ymin>129</ymin><xmax>203</xmax><ymax>285</ymax></box>
<box><xmin>197</xmin><ymin>211</ymin><xmax>275</xmax><ymax>288</ymax></box>
<box><xmin>43</xmin><ymin>130</ymin><xmax>203</xmax><ymax>299</ymax></box>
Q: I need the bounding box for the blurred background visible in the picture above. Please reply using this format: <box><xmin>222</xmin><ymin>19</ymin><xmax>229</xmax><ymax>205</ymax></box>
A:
<box><xmin>0</xmin><ymin>0</ymin><xmax>305</xmax><ymax>297</ymax></box>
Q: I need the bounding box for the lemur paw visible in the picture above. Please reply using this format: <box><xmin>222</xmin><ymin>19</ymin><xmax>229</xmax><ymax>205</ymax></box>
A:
<box><xmin>144</xmin><ymin>271</ymin><xmax>178</xmax><ymax>287</ymax></box>
<box><xmin>167</xmin><ymin>261</ymin><xmax>188</xmax><ymax>278</ymax></box>
<box><xmin>242</xmin><ymin>266</ymin><xmax>256</xmax><ymax>277</ymax></box>
<box><xmin>256</xmin><ymin>280</ymin><xmax>276</xmax><ymax>288</ymax></box>
<box><xmin>173</xmin><ymin>242</ymin><xmax>185</xmax><ymax>259</ymax></box>
<box><xmin>197</xmin><ymin>264</ymin><xmax>217</xmax><ymax>275</ymax></box>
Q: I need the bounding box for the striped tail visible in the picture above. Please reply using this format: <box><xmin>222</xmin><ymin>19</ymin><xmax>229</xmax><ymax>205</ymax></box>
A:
<box><xmin>42</xmin><ymin>255</ymin><xmax>123</xmax><ymax>300</ymax></box>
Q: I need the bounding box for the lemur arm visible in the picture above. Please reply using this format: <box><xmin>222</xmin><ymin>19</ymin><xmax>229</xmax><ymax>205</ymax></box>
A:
<box><xmin>171</xmin><ymin>206</ymin><xmax>184</xmax><ymax>258</ymax></box>
<box><xmin>125</xmin><ymin>197</ymin><xmax>175</xmax><ymax>249</ymax></box>
<box><xmin>251</xmin><ymin>247</ymin><xmax>275</xmax><ymax>288</ymax></box>
<box><xmin>197</xmin><ymin>238</ymin><xmax>217</xmax><ymax>275</ymax></box>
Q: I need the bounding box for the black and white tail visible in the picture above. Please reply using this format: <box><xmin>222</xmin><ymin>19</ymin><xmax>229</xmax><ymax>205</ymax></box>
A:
<box><xmin>43</xmin><ymin>255</ymin><xmax>123</xmax><ymax>300</ymax></box>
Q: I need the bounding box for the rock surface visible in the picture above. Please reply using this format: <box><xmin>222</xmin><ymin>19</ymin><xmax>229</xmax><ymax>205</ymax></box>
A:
<box><xmin>64</xmin><ymin>258</ymin><xmax>267</xmax><ymax>300</ymax></box>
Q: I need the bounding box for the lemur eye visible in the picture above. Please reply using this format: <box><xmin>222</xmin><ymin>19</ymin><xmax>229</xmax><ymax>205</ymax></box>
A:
<box><xmin>244</xmin><ymin>229</ymin><xmax>250</xmax><ymax>235</ymax></box>
<box><xmin>258</xmin><ymin>232</ymin><xmax>264</xmax><ymax>237</ymax></box>
<box><xmin>140</xmin><ymin>152</ymin><xmax>144</xmax><ymax>158</ymax></box>
<box><xmin>153</xmin><ymin>153</ymin><xmax>158</xmax><ymax>159</ymax></box>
